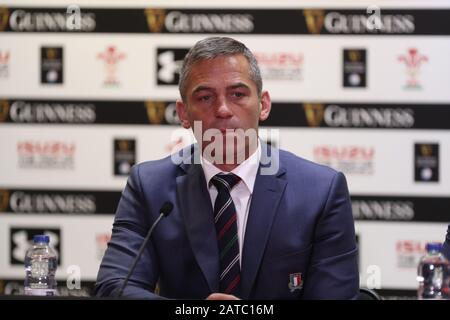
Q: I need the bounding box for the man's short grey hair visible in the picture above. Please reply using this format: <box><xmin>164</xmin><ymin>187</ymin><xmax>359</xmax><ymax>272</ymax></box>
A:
<box><xmin>178</xmin><ymin>37</ymin><xmax>262</xmax><ymax>101</ymax></box>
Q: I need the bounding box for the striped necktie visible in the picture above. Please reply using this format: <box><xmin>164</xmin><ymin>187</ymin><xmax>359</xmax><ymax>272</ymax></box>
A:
<box><xmin>211</xmin><ymin>173</ymin><xmax>241</xmax><ymax>296</ymax></box>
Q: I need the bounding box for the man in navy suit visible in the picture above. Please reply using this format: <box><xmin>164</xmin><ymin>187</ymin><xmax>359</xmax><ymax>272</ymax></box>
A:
<box><xmin>95</xmin><ymin>37</ymin><xmax>359</xmax><ymax>299</ymax></box>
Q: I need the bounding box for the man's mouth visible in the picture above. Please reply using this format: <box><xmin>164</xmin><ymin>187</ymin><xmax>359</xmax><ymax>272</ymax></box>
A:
<box><xmin>218</xmin><ymin>128</ymin><xmax>236</xmax><ymax>134</ymax></box>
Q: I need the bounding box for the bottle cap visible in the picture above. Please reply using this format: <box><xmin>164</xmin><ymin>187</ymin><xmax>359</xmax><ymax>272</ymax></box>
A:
<box><xmin>426</xmin><ymin>242</ymin><xmax>442</xmax><ymax>253</ymax></box>
<box><xmin>33</xmin><ymin>235</ymin><xmax>50</xmax><ymax>244</ymax></box>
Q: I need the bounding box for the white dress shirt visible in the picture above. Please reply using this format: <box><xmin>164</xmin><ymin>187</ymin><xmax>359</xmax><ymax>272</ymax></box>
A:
<box><xmin>201</xmin><ymin>143</ymin><xmax>261</xmax><ymax>266</ymax></box>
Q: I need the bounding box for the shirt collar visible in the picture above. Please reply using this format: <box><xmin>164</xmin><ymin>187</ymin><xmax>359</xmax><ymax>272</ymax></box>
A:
<box><xmin>201</xmin><ymin>141</ymin><xmax>261</xmax><ymax>194</ymax></box>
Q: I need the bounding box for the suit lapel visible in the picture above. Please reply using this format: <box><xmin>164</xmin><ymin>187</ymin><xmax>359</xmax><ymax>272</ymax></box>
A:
<box><xmin>240</xmin><ymin>144</ymin><xmax>287</xmax><ymax>299</ymax></box>
<box><xmin>176</xmin><ymin>157</ymin><xmax>220</xmax><ymax>293</ymax></box>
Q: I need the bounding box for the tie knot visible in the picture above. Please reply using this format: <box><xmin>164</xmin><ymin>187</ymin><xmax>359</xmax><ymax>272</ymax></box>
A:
<box><xmin>211</xmin><ymin>173</ymin><xmax>241</xmax><ymax>191</ymax></box>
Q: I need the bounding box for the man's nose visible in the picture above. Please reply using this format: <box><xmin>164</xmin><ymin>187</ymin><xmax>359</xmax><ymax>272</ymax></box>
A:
<box><xmin>215</xmin><ymin>97</ymin><xmax>233</xmax><ymax>118</ymax></box>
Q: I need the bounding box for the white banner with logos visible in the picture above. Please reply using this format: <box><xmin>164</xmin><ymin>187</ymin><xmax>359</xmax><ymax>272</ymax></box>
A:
<box><xmin>356</xmin><ymin>221</ymin><xmax>449</xmax><ymax>290</ymax></box>
<box><xmin>1</xmin><ymin>34</ymin><xmax>450</xmax><ymax>102</ymax></box>
<box><xmin>1</xmin><ymin>124</ymin><xmax>448</xmax><ymax>196</ymax></box>
<box><xmin>0</xmin><ymin>214</ymin><xmax>114</xmax><ymax>281</ymax></box>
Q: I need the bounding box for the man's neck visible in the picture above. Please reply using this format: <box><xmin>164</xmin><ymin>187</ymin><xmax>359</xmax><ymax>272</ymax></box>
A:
<box><xmin>201</xmin><ymin>141</ymin><xmax>260</xmax><ymax>172</ymax></box>
<box><xmin>213</xmin><ymin>163</ymin><xmax>239</xmax><ymax>172</ymax></box>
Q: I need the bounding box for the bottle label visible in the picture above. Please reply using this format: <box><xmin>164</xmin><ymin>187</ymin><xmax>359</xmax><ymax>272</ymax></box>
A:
<box><xmin>24</xmin><ymin>288</ymin><xmax>57</xmax><ymax>296</ymax></box>
<box><xmin>31</xmin><ymin>260</ymin><xmax>49</xmax><ymax>277</ymax></box>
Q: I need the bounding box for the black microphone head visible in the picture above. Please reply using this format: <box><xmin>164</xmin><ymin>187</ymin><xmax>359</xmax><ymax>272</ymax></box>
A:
<box><xmin>160</xmin><ymin>201</ymin><xmax>173</xmax><ymax>217</ymax></box>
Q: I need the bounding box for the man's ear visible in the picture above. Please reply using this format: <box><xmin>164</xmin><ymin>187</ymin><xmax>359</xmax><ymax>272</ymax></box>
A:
<box><xmin>176</xmin><ymin>100</ymin><xmax>191</xmax><ymax>129</ymax></box>
<box><xmin>259</xmin><ymin>91</ymin><xmax>271</xmax><ymax>122</ymax></box>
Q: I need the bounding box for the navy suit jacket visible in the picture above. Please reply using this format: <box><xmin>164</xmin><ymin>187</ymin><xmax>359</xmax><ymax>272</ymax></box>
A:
<box><xmin>95</xmin><ymin>143</ymin><xmax>359</xmax><ymax>299</ymax></box>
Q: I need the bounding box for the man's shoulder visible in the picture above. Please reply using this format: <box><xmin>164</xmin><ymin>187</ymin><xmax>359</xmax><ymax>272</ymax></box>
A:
<box><xmin>275</xmin><ymin>147</ymin><xmax>348</xmax><ymax>194</ymax></box>
<box><xmin>277</xmin><ymin>147</ymin><xmax>339</xmax><ymax>178</ymax></box>
<box><xmin>134</xmin><ymin>155</ymin><xmax>179</xmax><ymax>175</ymax></box>
<box><xmin>132</xmin><ymin>144</ymin><xmax>195</xmax><ymax>176</ymax></box>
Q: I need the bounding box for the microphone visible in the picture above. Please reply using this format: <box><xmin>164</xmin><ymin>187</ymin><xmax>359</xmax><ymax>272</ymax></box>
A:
<box><xmin>117</xmin><ymin>201</ymin><xmax>173</xmax><ymax>297</ymax></box>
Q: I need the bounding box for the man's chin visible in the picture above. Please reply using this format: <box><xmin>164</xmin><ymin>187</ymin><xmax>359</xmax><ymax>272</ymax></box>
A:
<box><xmin>205</xmin><ymin>147</ymin><xmax>249</xmax><ymax>165</ymax></box>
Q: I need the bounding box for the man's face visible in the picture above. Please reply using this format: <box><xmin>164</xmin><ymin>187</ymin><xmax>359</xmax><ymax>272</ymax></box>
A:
<box><xmin>176</xmin><ymin>54</ymin><xmax>271</xmax><ymax>160</ymax></box>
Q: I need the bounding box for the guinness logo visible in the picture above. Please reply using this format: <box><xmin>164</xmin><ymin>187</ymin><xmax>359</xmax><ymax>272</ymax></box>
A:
<box><xmin>114</xmin><ymin>139</ymin><xmax>136</xmax><ymax>176</ymax></box>
<box><xmin>303</xmin><ymin>104</ymin><xmax>324</xmax><ymax>127</ymax></box>
<box><xmin>420</xmin><ymin>144</ymin><xmax>433</xmax><ymax>157</ymax></box>
<box><xmin>0</xmin><ymin>7</ymin><xmax>9</xmax><ymax>32</ymax></box>
<box><xmin>303</xmin><ymin>10</ymin><xmax>324</xmax><ymax>34</ymax></box>
<box><xmin>118</xmin><ymin>140</ymin><xmax>130</xmax><ymax>151</ymax></box>
<box><xmin>145</xmin><ymin>101</ymin><xmax>166</xmax><ymax>124</ymax></box>
<box><xmin>0</xmin><ymin>100</ymin><xmax>9</xmax><ymax>122</ymax></box>
<box><xmin>46</xmin><ymin>48</ymin><xmax>58</xmax><ymax>60</ymax></box>
<box><xmin>348</xmin><ymin>50</ymin><xmax>362</xmax><ymax>62</ymax></box>
<box><xmin>0</xmin><ymin>189</ymin><xmax>9</xmax><ymax>212</ymax></box>
<box><xmin>145</xmin><ymin>9</ymin><xmax>166</xmax><ymax>33</ymax></box>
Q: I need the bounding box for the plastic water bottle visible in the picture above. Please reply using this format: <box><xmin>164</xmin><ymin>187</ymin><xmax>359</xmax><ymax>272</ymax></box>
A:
<box><xmin>417</xmin><ymin>242</ymin><xmax>449</xmax><ymax>300</ymax></box>
<box><xmin>24</xmin><ymin>235</ymin><xmax>58</xmax><ymax>296</ymax></box>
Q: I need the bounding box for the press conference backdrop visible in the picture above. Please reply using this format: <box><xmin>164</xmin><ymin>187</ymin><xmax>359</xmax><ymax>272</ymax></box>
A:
<box><xmin>0</xmin><ymin>0</ymin><xmax>449</xmax><ymax>298</ymax></box>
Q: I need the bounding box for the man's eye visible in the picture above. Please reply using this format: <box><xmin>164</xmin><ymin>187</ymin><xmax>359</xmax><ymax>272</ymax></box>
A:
<box><xmin>198</xmin><ymin>96</ymin><xmax>211</xmax><ymax>101</ymax></box>
<box><xmin>232</xmin><ymin>92</ymin><xmax>245</xmax><ymax>98</ymax></box>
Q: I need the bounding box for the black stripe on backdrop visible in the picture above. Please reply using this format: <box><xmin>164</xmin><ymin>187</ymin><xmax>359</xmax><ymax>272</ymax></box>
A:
<box><xmin>1</xmin><ymin>188</ymin><xmax>449</xmax><ymax>222</ymax></box>
<box><xmin>2</xmin><ymin>99</ymin><xmax>450</xmax><ymax>129</ymax></box>
<box><xmin>1</xmin><ymin>8</ymin><xmax>449</xmax><ymax>35</ymax></box>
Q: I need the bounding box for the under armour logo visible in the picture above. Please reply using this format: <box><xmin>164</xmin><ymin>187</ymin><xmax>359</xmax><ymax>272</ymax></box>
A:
<box><xmin>157</xmin><ymin>50</ymin><xmax>183</xmax><ymax>84</ymax></box>
<box><xmin>11</xmin><ymin>229</ymin><xmax>60</xmax><ymax>263</ymax></box>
